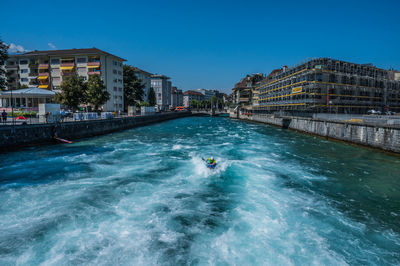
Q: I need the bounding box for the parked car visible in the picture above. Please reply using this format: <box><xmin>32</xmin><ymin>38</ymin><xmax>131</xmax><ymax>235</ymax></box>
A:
<box><xmin>385</xmin><ymin>111</ymin><xmax>396</xmax><ymax>115</ymax></box>
<box><xmin>367</xmin><ymin>110</ymin><xmax>381</xmax><ymax>115</ymax></box>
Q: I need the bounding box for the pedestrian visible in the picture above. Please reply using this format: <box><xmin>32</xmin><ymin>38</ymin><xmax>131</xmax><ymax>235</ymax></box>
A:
<box><xmin>1</xmin><ymin>109</ymin><xmax>7</xmax><ymax>124</ymax></box>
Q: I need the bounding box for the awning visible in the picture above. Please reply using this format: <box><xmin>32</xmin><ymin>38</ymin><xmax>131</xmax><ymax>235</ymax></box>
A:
<box><xmin>38</xmin><ymin>76</ymin><xmax>48</xmax><ymax>80</ymax></box>
<box><xmin>38</xmin><ymin>85</ymin><xmax>49</xmax><ymax>89</ymax></box>
<box><xmin>87</xmin><ymin>65</ymin><xmax>100</xmax><ymax>69</ymax></box>
<box><xmin>60</xmin><ymin>66</ymin><xmax>74</xmax><ymax>70</ymax></box>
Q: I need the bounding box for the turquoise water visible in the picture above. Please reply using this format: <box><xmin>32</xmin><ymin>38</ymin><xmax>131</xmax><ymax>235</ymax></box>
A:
<box><xmin>0</xmin><ymin>117</ymin><xmax>399</xmax><ymax>265</ymax></box>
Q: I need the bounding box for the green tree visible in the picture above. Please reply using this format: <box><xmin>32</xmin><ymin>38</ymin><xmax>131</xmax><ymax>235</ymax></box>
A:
<box><xmin>123</xmin><ymin>65</ymin><xmax>145</xmax><ymax>110</ymax></box>
<box><xmin>85</xmin><ymin>74</ymin><xmax>110</xmax><ymax>111</ymax></box>
<box><xmin>0</xmin><ymin>38</ymin><xmax>8</xmax><ymax>91</ymax></box>
<box><xmin>190</xmin><ymin>99</ymin><xmax>199</xmax><ymax>109</ymax></box>
<box><xmin>148</xmin><ymin>87</ymin><xmax>156</xmax><ymax>106</ymax></box>
<box><xmin>55</xmin><ymin>74</ymin><xmax>86</xmax><ymax>111</ymax></box>
<box><xmin>140</xmin><ymin>101</ymin><xmax>150</xmax><ymax>107</ymax></box>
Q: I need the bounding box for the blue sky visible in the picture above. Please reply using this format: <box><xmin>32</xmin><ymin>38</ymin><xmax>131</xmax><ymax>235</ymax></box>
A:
<box><xmin>1</xmin><ymin>0</ymin><xmax>399</xmax><ymax>93</ymax></box>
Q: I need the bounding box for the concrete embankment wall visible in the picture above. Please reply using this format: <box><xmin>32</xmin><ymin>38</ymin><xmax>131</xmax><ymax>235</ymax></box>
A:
<box><xmin>238</xmin><ymin>114</ymin><xmax>400</xmax><ymax>153</ymax></box>
<box><xmin>0</xmin><ymin>112</ymin><xmax>191</xmax><ymax>150</ymax></box>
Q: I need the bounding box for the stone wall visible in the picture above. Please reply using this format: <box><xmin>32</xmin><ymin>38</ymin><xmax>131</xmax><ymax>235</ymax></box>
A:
<box><xmin>0</xmin><ymin>112</ymin><xmax>191</xmax><ymax>150</ymax></box>
<box><xmin>238</xmin><ymin>114</ymin><xmax>400</xmax><ymax>153</ymax></box>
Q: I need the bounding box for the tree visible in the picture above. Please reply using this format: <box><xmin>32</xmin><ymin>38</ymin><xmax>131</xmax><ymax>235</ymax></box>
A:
<box><xmin>85</xmin><ymin>74</ymin><xmax>110</xmax><ymax>111</ymax></box>
<box><xmin>190</xmin><ymin>99</ymin><xmax>199</xmax><ymax>109</ymax></box>
<box><xmin>148</xmin><ymin>87</ymin><xmax>156</xmax><ymax>106</ymax></box>
<box><xmin>123</xmin><ymin>65</ymin><xmax>145</xmax><ymax>110</ymax></box>
<box><xmin>140</xmin><ymin>101</ymin><xmax>150</xmax><ymax>107</ymax></box>
<box><xmin>0</xmin><ymin>38</ymin><xmax>8</xmax><ymax>91</ymax></box>
<box><xmin>55</xmin><ymin>74</ymin><xmax>86</xmax><ymax>111</ymax></box>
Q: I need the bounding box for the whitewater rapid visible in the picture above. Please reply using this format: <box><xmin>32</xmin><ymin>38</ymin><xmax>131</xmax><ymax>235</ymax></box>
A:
<box><xmin>0</xmin><ymin>117</ymin><xmax>399</xmax><ymax>265</ymax></box>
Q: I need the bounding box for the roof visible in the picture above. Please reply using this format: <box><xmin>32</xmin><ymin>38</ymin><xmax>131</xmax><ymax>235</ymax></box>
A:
<box><xmin>0</xmin><ymin>87</ymin><xmax>56</xmax><ymax>97</ymax></box>
<box><xmin>234</xmin><ymin>76</ymin><xmax>249</xmax><ymax>88</ymax></box>
<box><xmin>133</xmin><ymin>66</ymin><xmax>153</xmax><ymax>76</ymax></box>
<box><xmin>10</xmin><ymin>47</ymin><xmax>126</xmax><ymax>61</ymax></box>
<box><xmin>151</xmin><ymin>74</ymin><xmax>170</xmax><ymax>79</ymax></box>
<box><xmin>184</xmin><ymin>90</ymin><xmax>203</xmax><ymax>96</ymax></box>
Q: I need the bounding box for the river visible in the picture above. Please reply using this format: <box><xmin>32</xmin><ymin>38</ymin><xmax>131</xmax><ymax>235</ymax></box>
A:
<box><xmin>0</xmin><ymin>117</ymin><xmax>399</xmax><ymax>265</ymax></box>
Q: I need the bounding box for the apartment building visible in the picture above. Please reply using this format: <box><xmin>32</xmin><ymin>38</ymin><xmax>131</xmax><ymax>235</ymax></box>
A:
<box><xmin>197</xmin><ymin>88</ymin><xmax>216</xmax><ymax>100</ymax></box>
<box><xmin>133</xmin><ymin>67</ymin><xmax>152</xmax><ymax>102</ymax></box>
<box><xmin>5</xmin><ymin>48</ymin><xmax>126</xmax><ymax>112</ymax></box>
<box><xmin>171</xmin><ymin>87</ymin><xmax>183</xmax><ymax>108</ymax></box>
<box><xmin>255</xmin><ymin>58</ymin><xmax>400</xmax><ymax>114</ymax></box>
<box><xmin>151</xmin><ymin>74</ymin><xmax>171</xmax><ymax>111</ymax></box>
<box><xmin>183</xmin><ymin>90</ymin><xmax>204</xmax><ymax>108</ymax></box>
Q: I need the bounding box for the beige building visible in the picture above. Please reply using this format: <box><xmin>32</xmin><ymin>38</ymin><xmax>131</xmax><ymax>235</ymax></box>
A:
<box><xmin>6</xmin><ymin>48</ymin><xmax>126</xmax><ymax>112</ymax></box>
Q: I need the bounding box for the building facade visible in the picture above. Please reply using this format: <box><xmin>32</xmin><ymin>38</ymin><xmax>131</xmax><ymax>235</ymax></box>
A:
<box><xmin>5</xmin><ymin>48</ymin><xmax>126</xmax><ymax>112</ymax></box>
<box><xmin>133</xmin><ymin>67</ymin><xmax>152</xmax><ymax>102</ymax></box>
<box><xmin>151</xmin><ymin>74</ymin><xmax>171</xmax><ymax>111</ymax></box>
<box><xmin>197</xmin><ymin>89</ymin><xmax>216</xmax><ymax>100</ymax></box>
<box><xmin>183</xmin><ymin>90</ymin><xmax>204</xmax><ymax>108</ymax></box>
<box><xmin>255</xmin><ymin>58</ymin><xmax>400</xmax><ymax>114</ymax></box>
<box><xmin>171</xmin><ymin>87</ymin><xmax>183</xmax><ymax>108</ymax></box>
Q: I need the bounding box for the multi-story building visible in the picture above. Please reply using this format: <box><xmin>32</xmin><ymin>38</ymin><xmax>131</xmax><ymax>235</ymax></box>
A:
<box><xmin>255</xmin><ymin>58</ymin><xmax>400</xmax><ymax>115</ymax></box>
<box><xmin>197</xmin><ymin>89</ymin><xmax>216</xmax><ymax>100</ymax></box>
<box><xmin>151</xmin><ymin>74</ymin><xmax>171</xmax><ymax>111</ymax></box>
<box><xmin>171</xmin><ymin>87</ymin><xmax>183</xmax><ymax>108</ymax></box>
<box><xmin>183</xmin><ymin>90</ymin><xmax>204</xmax><ymax>108</ymax></box>
<box><xmin>133</xmin><ymin>67</ymin><xmax>152</xmax><ymax>102</ymax></box>
<box><xmin>233</xmin><ymin>73</ymin><xmax>264</xmax><ymax>105</ymax></box>
<box><xmin>5</xmin><ymin>48</ymin><xmax>126</xmax><ymax>112</ymax></box>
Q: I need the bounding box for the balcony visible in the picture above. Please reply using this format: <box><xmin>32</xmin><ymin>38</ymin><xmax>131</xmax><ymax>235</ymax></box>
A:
<box><xmin>87</xmin><ymin>61</ymin><xmax>101</xmax><ymax>68</ymax></box>
<box><xmin>29</xmin><ymin>63</ymin><xmax>38</xmax><ymax>68</ymax></box>
<box><xmin>6</xmin><ymin>64</ymin><xmax>18</xmax><ymax>69</ymax></box>
<box><xmin>38</xmin><ymin>64</ymin><xmax>49</xmax><ymax>69</ymax></box>
<box><xmin>61</xmin><ymin>72</ymin><xmax>75</xmax><ymax>76</ymax></box>
<box><xmin>29</xmin><ymin>72</ymin><xmax>38</xmax><ymax>77</ymax></box>
<box><xmin>38</xmin><ymin>72</ymin><xmax>49</xmax><ymax>80</ymax></box>
<box><xmin>88</xmin><ymin>71</ymin><xmax>101</xmax><ymax>75</ymax></box>
<box><xmin>60</xmin><ymin>63</ymin><xmax>75</xmax><ymax>70</ymax></box>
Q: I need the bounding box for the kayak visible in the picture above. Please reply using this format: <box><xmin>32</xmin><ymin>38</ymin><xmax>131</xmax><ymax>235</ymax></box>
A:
<box><xmin>202</xmin><ymin>157</ymin><xmax>217</xmax><ymax>169</ymax></box>
<box><xmin>206</xmin><ymin>162</ymin><xmax>217</xmax><ymax>169</ymax></box>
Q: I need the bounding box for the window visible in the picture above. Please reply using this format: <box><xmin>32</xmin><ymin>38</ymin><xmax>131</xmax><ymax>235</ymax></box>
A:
<box><xmin>77</xmin><ymin>57</ymin><xmax>86</xmax><ymax>63</ymax></box>
<box><xmin>118</xmin><ymin>62</ymin><xmax>122</xmax><ymax>67</ymax></box>
<box><xmin>118</xmin><ymin>71</ymin><xmax>122</xmax><ymax>75</ymax></box>
<box><xmin>21</xmin><ymin>69</ymin><xmax>28</xmax><ymax>73</ymax></box>
<box><xmin>119</xmin><ymin>104</ymin><xmax>122</xmax><ymax>108</ymax></box>
<box><xmin>113</xmin><ymin>69</ymin><xmax>117</xmax><ymax>74</ymax></box>
<box><xmin>113</xmin><ymin>87</ymin><xmax>117</xmax><ymax>91</ymax></box>
<box><xmin>50</xmin><ymin>59</ymin><xmax>60</xmax><ymax>64</ymax></box>
<box><xmin>21</xmin><ymin>78</ymin><xmax>28</xmax><ymax>82</ymax></box>
<box><xmin>118</xmin><ymin>87</ymin><xmax>122</xmax><ymax>91</ymax></box>
<box><xmin>20</xmin><ymin>60</ymin><xmax>28</xmax><ymax>65</ymax></box>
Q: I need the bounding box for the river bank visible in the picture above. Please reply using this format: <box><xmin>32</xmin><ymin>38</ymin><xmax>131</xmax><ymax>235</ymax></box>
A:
<box><xmin>0</xmin><ymin>111</ymin><xmax>191</xmax><ymax>150</ymax></box>
<box><xmin>233</xmin><ymin>113</ymin><xmax>400</xmax><ymax>154</ymax></box>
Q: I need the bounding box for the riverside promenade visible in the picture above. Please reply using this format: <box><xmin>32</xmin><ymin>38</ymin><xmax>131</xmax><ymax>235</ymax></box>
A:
<box><xmin>233</xmin><ymin>112</ymin><xmax>400</xmax><ymax>154</ymax></box>
<box><xmin>0</xmin><ymin>111</ymin><xmax>191</xmax><ymax>150</ymax></box>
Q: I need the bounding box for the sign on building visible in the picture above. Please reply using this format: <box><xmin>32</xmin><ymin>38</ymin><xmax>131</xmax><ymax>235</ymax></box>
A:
<box><xmin>292</xmin><ymin>86</ymin><xmax>302</xmax><ymax>93</ymax></box>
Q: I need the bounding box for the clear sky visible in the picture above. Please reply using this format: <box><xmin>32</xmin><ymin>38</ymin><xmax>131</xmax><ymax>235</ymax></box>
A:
<box><xmin>1</xmin><ymin>0</ymin><xmax>399</xmax><ymax>93</ymax></box>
